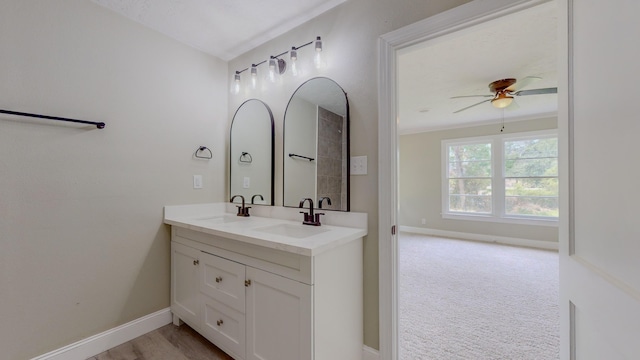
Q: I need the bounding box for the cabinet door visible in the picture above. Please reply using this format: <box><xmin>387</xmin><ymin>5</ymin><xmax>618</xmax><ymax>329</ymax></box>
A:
<box><xmin>200</xmin><ymin>251</ymin><xmax>246</xmax><ymax>313</ymax></box>
<box><xmin>246</xmin><ymin>267</ymin><xmax>313</xmax><ymax>360</ymax></box>
<box><xmin>171</xmin><ymin>241</ymin><xmax>201</xmax><ymax>328</ymax></box>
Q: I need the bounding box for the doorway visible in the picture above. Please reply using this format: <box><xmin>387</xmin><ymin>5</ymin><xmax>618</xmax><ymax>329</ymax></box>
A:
<box><xmin>377</xmin><ymin>1</ymin><xmax>560</xmax><ymax>359</ymax></box>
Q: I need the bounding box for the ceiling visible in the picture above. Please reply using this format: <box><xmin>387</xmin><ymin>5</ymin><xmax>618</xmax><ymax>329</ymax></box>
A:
<box><xmin>91</xmin><ymin>0</ymin><xmax>346</xmax><ymax>61</ymax></box>
<box><xmin>398</xmin><ymin>3</ymin><xmax>558</xmax><ymax>134</ymax></box>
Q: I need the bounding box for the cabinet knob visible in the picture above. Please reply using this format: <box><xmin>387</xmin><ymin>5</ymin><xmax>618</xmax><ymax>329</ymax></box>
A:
<box><xmin>217</xmin><ymin>319</ymin><xmax>224</xmax><ymax>326</ymax></box>
<box><xmin>193</xmin><ymin>259</ymin><xmax>199</xmax><ymax>266</ymax></box>
<box><xmin>244</xmin><ymin>279</ymin><xmax>252</xmax><ymax>287</ymax></box>
<box><xmin>215</xmin><ymin>276</ymin><xmax>223</xmax><ymax>283</ymax></box>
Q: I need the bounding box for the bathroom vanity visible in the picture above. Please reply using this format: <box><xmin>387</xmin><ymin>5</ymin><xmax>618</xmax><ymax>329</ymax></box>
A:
<box><xmin>164</xmin><ymin>203</ymin><xmax>367</xmax><ymax>360</ymax></box>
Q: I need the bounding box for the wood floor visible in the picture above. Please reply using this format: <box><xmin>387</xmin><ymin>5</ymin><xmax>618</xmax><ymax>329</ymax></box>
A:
<box><xmin>88</xmin><ymin>324</ymin><xmax>233</xmax><ymax>360</ymax></box>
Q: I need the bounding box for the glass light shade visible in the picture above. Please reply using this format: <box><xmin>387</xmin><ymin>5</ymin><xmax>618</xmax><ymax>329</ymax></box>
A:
<box><xmin>315</xmin><ymin>36</ymin><xmax>322</xmax><ymax>52</ymax></box>
<box><xmin>250</xmin><ymin>66</ymin><xmax>258</xmax><ymax>89</ymax></box>
<box><xmin>231</xmin><ymin>72</ymin><xmax>241</xmax><ymax>94</ymax></box>
<box><xmin>268</xmin><ymin>58</ymin><xmax>277</xmax><ymax>81</ymax></box>
<box><xmin>314</xmin><ymin>36</ymin><xmax>323</xmax><ymax>68</ymax></box>
<box><xmin>290</xmin><ymin>47</ymin><xmax>297</xmax><ymax>61</ymax></box>
<box><xmin>491</xmin><ymin>94</ymin><xmax>513</xmax><ymax>109</ymax></box>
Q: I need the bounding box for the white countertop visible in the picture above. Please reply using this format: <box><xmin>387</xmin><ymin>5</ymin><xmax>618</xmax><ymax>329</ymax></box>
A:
<box><xmin>164</xmin><ymin>203</ymin><xmax>367</xmax><ymax>256</ymax></box>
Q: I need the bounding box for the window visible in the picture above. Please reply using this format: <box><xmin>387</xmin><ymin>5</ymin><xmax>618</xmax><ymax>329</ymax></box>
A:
<box><xmin>443</xmin><ymin>130</ymin><xmax>558</xmax><ymax>225</ymax></box>
<box><xmin>447</xmin><ymin>142</ymin><xmax>492</xmax><ymax>214</ymax></box>
<box><xmin>504</xmin><ymin>136</ymin><xmax>558</xmax><ymax>218</ymax></box>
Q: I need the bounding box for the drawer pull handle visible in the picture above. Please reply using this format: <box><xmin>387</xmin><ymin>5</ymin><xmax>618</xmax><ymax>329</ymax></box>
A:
<box><xmin>245</xmin><ymin>279</ymin><xmax>251</xmax><ymax>287</ymax></box>
<box><xmin>215</xmin><ymin>276</ymin><xmax>223</xmax><ymax>283</ymax></box>
<box><xmin>217</xmin><ymin>319</ymin><xmax>224</xmax><ymax>326</ymax></box>
<box><xmin>193</xmin><ymin>260</ymin><xmax>199</xmax><ymax>266</ymax></box>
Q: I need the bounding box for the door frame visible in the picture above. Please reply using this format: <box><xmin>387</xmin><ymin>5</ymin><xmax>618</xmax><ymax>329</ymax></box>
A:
<box><xmin>377</xmin><ymin>0</ymin><xmax>560</xmax><ymax>359</ymax></box>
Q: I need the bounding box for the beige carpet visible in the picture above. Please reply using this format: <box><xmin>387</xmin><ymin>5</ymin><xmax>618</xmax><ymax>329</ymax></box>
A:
<box><xmin>399</xmin><ymin>233</ymin><xmax>559</xmax><ymax>360</ymax></box>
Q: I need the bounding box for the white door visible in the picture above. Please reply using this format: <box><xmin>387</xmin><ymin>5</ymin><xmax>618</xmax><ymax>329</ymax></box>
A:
<box><xmin>561</xmin><ymin>0</ymin><xmax>640</xmax><ymax>358</ymax></box>
<box><xmin>245</xmin><ymin>267</ymin><xmax>313</xmax><ymax>360</ymax></box>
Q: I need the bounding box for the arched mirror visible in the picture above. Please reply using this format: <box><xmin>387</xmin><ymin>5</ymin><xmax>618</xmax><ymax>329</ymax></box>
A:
<box><xmin>283</xmin><ymin>77</ymin><xmax>349</xmax><ymax>211</ymax></box>
<box><xmin>230</xmin><ymin>99</ymin><xmax>274</xmax><ymax>205</ymax></box>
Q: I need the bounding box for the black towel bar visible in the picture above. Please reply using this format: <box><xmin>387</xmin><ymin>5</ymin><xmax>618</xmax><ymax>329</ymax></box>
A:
<box><xmin>0</xmin><ymin>109</ymin><xmax>105</xmax><ymax>129</ymax></box>
<box><xmin>289</xmin><ymin>153</ymin><xmax>315</xmax><ymax>161</ymax></box>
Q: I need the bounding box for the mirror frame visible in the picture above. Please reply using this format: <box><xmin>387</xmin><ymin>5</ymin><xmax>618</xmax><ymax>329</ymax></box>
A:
<box><xmin>282</xmin><ymin>77</ymin><xmax>350</xmax><ymax>211</ymax></box>
<box><xmin>229</xmin><ymin>98</ymin><xmax>275</xmax><ymax>205</ymax></box>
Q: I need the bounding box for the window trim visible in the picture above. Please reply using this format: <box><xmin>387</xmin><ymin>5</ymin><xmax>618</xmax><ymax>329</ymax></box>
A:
<box><xmin>442</xmin><ymin>130</ymin><xmax>558</xmax><ymax>227</ymax></box>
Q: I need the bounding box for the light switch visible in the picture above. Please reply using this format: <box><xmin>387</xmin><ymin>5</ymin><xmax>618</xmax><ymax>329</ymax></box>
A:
<box><xmin>351</xmin><ymin>156</ymin><xmax>367</xmax><ymax>175</ymax></box>
<box><xmin>193</xmin><ymin>175</ymin><xmax>203</xmax><ymax>189</ymax></box>
<box><xmin>243</xmin><ymin>177</ymin><xmax>250</xmax><ymax>189</ymax></box>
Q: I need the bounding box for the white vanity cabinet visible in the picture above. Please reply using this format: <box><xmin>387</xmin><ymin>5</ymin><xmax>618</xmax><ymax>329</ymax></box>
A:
<box><xmin>169</xmin><ymin>225</ymin><xmax>363</xmax><ymax>360</ymax></box>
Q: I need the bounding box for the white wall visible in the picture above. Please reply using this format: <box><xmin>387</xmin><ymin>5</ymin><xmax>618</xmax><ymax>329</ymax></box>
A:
<box><xmin>399</xmin><ymin>117</ymin><xmax>559</xmax><ymax>244</ymax></box>
<box><xmin>227</xmin><ymin>0</ymin><xmax>472</xmax><ymax>349</ymax></box>
<box><xmin>0</xmin><ymin>1</ymin><xmax>228</xmax><ymax>359</ymax></box>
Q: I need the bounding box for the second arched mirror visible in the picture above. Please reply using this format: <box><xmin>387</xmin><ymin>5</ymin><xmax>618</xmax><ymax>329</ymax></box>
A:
<box><xmin>230</xmin><ymin>99</ymin><xmax>274</xmax><ymax>205</ymax></box>
<box><xmin>283</xmin><ymin>77</ymin><xmax>349</xmax><ymax>211</ymax></box>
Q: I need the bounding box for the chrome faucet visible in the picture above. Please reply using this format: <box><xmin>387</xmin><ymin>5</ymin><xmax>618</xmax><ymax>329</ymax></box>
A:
<box><xmin>251</xmin><ymin>194</ymin><xmax>264</xmax><ymax>204</ymax></box>
<box><xmin>230</xmin><ymin>195</ymin><xmax>251</xmax><ymax>217</ymax></box>
<box><xmin>299</xmin><ymin>197</ymin><xmax>324</xmax><ymax>226</ymax></box>
<box><xmin>318</xmin><ymin>197</ymin><xmax>332</xmax><ymax>209</ymax></box>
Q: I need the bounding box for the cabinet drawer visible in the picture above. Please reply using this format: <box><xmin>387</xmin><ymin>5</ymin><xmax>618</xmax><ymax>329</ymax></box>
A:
<box><xmin>200</xmin><ymin>251</ymin><xmax>246</xmax><ymax>312</ymax></box>
<box><xmin>202</xmin><ymin>296</ymin><xmax>246</xmax><ymax>360</ymax></box>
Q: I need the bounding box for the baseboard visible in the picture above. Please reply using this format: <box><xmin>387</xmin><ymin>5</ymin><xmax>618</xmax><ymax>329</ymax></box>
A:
<box><xmin>363</xmin><ymin>345</ymin><xmax>380</xmax><ymax>360</ymax></box>
<box><xmin>399</xmin><ymin>226</ymin><xmax>558</xmax><ymax>250</ymax></box>
<box><xmin>31</xmin><ymin>308</ymin><xmax>172</xmax><ymax>360</ymax></box>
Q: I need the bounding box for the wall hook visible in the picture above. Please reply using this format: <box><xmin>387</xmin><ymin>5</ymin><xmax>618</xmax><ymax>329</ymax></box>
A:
<box><xmin>195</xmin><ymin>146</ymin><xmax>212</xmax><ymax>159</ymax></box>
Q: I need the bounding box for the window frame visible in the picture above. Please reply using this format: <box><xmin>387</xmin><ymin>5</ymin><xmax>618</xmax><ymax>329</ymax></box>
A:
<box><xmin>441</xmin><ymin>130</ymin><xmax>558</xmax><ymax>227</ymax></box>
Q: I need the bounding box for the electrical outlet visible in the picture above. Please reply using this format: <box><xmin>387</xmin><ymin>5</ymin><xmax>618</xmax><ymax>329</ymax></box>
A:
<box><xmin>421</xmin><ymin>218</ymin><xmax>426</xmax><ymax>225</ymax></box>
<box><xmin>351</xmin><ymin>156</ymin><xmax>367</xmax><ymax>175</ymax></box>
<box><xmin>243</xmin><ymin>177</ymin><xmax>250</xmax><ymax>189</ymax></box>
<box><xmin>193</xmin><ymin>175</ymin><xmax>203</xmax><ymax>189</ymax></box>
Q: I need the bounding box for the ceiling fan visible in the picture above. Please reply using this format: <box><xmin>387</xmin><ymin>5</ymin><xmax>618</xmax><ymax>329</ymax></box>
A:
<box><xmin>452</xmin><ymin>76</ymin><xmax>557</xmax><ymax>114</ymax></box>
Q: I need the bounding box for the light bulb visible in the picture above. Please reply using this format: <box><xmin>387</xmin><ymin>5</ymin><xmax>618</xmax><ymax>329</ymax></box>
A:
<box><xmin>231</xmin><ymin>72</ymin><xmax>241</xmax><ymax>94</ymax></box>
<box><xmin>268</xmin><ymin>57</ymin><xmax>277</xmax><ymax>82</ymax></box>
<box><xmin>314</xmin><ymin>36</ymin><xmax>323</xmax><ymax>68</ymax></box>
<box><xmin>251</xmin><ymin>65</ymin><xmax>258</xmax><ymax>89</ymax></box>
<box><xmin>290</xmin><ymin>47</ymin><xmax>298</xmax><ymax>76</ymax></box>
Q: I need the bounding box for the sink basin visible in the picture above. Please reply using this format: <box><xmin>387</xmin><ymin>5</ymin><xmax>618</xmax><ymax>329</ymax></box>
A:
<box><xmin>254</xmin><ymin>223</ymin><xmax>329</xmax><ymax>239</ymax></box>
<box><xmin>195</xmin><ymin>214</ymin><xmax>247</xmax><ymax>224</ymax></box>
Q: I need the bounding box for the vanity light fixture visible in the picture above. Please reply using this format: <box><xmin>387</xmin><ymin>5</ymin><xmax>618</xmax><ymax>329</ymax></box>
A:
<box><xmin>231</xmin><ymin>36</ymin><xmax>324</xmax><ymax>94</ymax></box>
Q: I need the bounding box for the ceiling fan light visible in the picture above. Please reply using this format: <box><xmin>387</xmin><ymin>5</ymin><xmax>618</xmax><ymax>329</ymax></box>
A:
<box><xmin>491</xmin><ymin>94</ymin><xmax>513</xmax><ymax>109</ymax></box>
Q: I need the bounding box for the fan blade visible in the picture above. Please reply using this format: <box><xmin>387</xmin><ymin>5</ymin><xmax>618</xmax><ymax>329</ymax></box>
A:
<box><xmin>506</xmin><ymin>76</ymin><xmax>542</xmax><ymax>92</ymax></box>
<box><xmin>451</xmin><ymin>94</ymin><xmax>493</xmax><ymax>99</ymax></box>
<box><xmin>513</xmin><ymin>87</ymin><xmax>558</xmax><ymax>96</ymax></box>
<box><xmin>453</xmin><ymin>99</ymin><xmax>492</xmax><ymax>113</ymax></box>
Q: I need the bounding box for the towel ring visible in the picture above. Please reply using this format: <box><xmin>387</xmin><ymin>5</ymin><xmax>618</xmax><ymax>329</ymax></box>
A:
<box><xmin>240</xmin><ymin>152</ymin><xmax>253</xmax><ymax>163</ymax></box>
<box><xmin>195</xmin><ymin>146</ymin><xmax>213</xmax><ymax>159</ymax></box>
